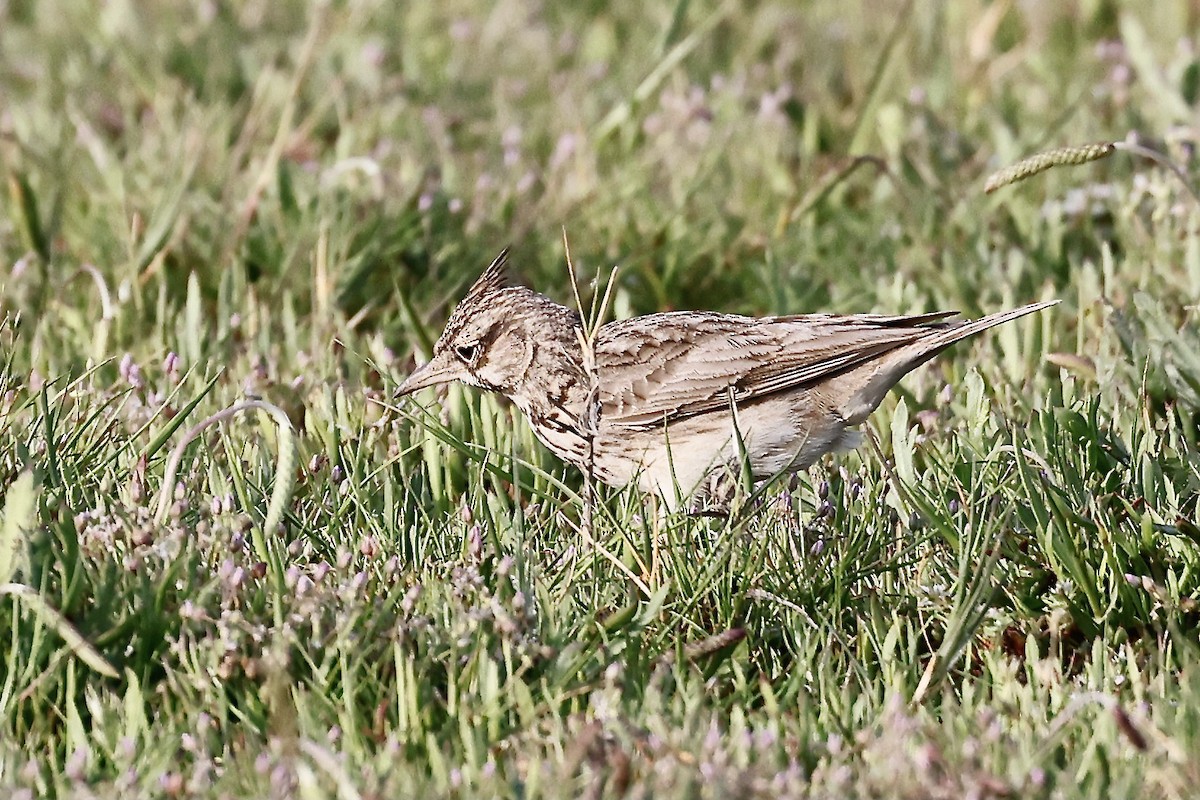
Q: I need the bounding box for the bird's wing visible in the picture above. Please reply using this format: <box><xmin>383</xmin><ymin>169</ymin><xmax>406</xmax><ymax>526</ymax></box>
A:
<box><xmin>594</xmin><ymin>310</ymin><xmax>958</xmax><ymax>427</ymax></box>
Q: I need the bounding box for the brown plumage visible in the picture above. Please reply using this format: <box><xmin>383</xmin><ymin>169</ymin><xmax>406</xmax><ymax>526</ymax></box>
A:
<box><xmin>397</xmin><ymin>249</ymin><xmax>1056</xmax><ymax>508</ymax></box>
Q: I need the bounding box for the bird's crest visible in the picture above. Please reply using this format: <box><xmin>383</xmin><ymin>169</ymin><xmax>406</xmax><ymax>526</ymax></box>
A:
<box><xmin>464</xmin><ymin>247</ymin><xmax>511</xmax><ymax>300</ymax></box>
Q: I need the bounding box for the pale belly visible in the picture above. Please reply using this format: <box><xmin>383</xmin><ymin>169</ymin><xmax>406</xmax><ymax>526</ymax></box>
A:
<box><xmin>593</xmin><ymin>392</ymin><xmax>860</xmax><ymax>506</ymax></box>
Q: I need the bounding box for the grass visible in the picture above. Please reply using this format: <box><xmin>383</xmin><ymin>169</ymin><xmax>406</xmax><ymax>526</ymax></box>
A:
<box><xmin>2</xmin><ymin>0</ymin><xmax>1200</xmax><ymax>796</ymax></box>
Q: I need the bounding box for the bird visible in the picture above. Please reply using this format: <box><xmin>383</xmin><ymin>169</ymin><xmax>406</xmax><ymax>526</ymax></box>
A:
<box><xmin>397</xmin><ymin>248</ymin><xmax>1056</xmax><ymax>510</ymax></box>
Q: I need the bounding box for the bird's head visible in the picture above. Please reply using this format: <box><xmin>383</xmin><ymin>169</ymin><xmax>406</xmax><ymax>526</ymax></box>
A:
<box><xmin>396</xmin><ymin>249</ymin><xmax>582</xmax><ymax>399</ymax></box>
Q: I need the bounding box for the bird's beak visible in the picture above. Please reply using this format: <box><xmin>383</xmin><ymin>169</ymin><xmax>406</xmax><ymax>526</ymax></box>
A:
<box><xmin>396</xmin><ymin>354</ymin><xmax>459</xmax><ymax>398</ymax></box>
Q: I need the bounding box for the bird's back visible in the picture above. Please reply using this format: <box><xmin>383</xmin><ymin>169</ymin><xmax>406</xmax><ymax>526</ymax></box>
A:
<box><xmin>596</xmin><ymin>310</ymin><xmax>964</xmax><ymax>428</ymax></box>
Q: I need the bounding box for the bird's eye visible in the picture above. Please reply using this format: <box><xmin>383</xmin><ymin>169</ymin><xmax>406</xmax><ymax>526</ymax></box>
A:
<box><xmin>455</xmin><ymin>343</ymin><xmax>479</xmax><ymax>363</ymax></box>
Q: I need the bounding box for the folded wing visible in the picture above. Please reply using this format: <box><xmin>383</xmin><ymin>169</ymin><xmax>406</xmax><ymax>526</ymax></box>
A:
<box><xmin>595</xmin><ymin>310</ymin><xmax>961</xmax><ymax>427</ymax></box>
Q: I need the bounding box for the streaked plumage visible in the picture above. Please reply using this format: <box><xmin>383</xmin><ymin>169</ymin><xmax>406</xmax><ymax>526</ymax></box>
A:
<box><xmin>397</xmin><ymin>249</ymin><xmax>1056</xmax><ymax>508</ymax></box>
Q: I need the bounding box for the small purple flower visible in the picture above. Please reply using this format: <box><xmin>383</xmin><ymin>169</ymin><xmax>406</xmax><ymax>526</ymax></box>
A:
<box><xmin>401</xmin><ymin>584</ymin><xmax>421</xmax><ymax>614</ymax></box>
<box><xmin>467</xmin><ymin>525</ymin><xmax>483</xmax><ymax>561</ymax></box>
<box><xmin>119</xmin><ymin>353</ymin><xmax>144</xmax><ymax>389</ymax></box>
<box><xmin>163</xmin><ymin>351</ymin><xmax>180</xmax><ymax>381</ymax></box>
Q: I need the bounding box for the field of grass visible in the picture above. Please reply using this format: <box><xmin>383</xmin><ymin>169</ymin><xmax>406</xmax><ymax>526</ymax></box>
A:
<box><xmin>3</xmin><ymin>1</ymin><xmax>1200</xmax><ymax>797</ymax></box>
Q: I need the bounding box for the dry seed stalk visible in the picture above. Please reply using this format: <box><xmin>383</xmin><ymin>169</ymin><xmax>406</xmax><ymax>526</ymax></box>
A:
<box><xmin>155</xmin><ymin>399</ymin><xmax>298</xmax><ymax>564</ymax></box>
<box><xmin>986</xmin><ymin>138</ymin><xmax>1200</xmax><ymax>206</ymax></box>
<box><xmin>984</xmin><ymin>142</ymin><xmax>1116</xmax><ymax>193</ymax></box>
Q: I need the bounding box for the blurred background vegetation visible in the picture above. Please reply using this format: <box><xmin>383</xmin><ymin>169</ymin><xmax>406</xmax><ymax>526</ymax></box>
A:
<box><xmin>2</xmin><ymin>1</ymin><xmax>1200</xmax><ymax>797</ymax></box>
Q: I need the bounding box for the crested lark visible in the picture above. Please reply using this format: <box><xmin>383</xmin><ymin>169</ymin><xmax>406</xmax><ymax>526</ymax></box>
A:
<box><xmin>397</xmin><ymin>249</ymin><xmax>1056</xmax><ymax>509</ymax></box>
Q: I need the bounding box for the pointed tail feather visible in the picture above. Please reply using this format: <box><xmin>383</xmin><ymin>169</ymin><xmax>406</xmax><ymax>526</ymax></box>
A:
<box><xmin>838</xmin><ymin>299</ymin><xmax>1058</xmax><ymax>424</ymax></box>
<box><xmin>922</xmin><ymin>300</ymin><xmax>1059</xmax><ymax>351</ymax></box>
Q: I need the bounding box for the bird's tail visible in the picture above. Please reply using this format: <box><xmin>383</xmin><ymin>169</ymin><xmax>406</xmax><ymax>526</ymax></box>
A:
<box><xmin>838</xmin><ymin>299</ymin><xmax>1058</xmax><ymax>424</ymax></box>
<box><xmin>922</xmin><ymin>299</ymin><xmax>1058</xmax><ymax>352</ymax></box>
